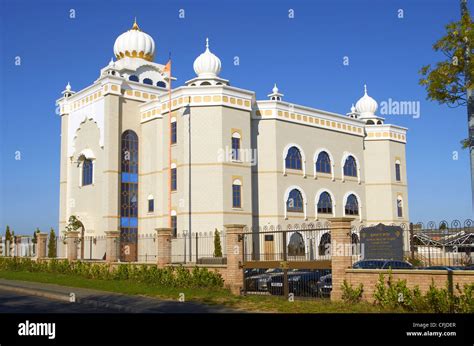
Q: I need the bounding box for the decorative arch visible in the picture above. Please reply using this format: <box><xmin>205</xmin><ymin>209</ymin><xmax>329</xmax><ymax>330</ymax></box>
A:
<box><xmin>315</xmin><ymin>189</ymin><xmax>336</xmax><ymax>219</ymax></box>
<box><xmin>143</xmin><ymin>78</ymin><xmax>153</xmax><ymax>85</ymax></box>
<box><xmin>341</xmin><ymin>152</ymin><xmax>361</xmax><ymax>184</ymax></box>
<box><xmin>287</xmin><ymin>232</ymin><xmax>306</xmax><ymax>257</ymax></box>
<box><xmin>283</xmin><ymin>185</ymin><xmax>307</xmax><ymax>220</ymax></box>
<box><xmin>282</xmin><ymin>143</ymin><xmax>306</xmax><ymax>176</ymax></box>
<box><xmin>313</xmin><ymin>148</ymin><xmax>335</xmax><ymax>181</ymax></box>
<box><xmin>342</xmin><ymin>191</ymin><xmax>362</xmax><ymax>221</ymax></box>
<box><xmin>70</xmin><ymin>115</ymin><xmax>104</xmax><ymax>158</ymax></box>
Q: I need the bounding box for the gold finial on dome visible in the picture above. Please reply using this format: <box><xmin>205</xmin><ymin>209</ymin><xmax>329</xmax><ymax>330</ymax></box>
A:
<box><xmin>132</xmin><ymin>17</ymin><xmax>140</xmax><ymax>31</ymax></box>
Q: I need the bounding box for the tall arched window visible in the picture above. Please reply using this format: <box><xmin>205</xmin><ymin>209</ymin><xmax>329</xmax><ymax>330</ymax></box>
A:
<box><xmin>170</xmin><ymin>118</ymin><xmax>177</xmax><ymax>144</ymax></box>
<box><xmin>285</xmin><ymin>146</ymin><xmax>302</xmax><ymax>170</ymax></box>
<box><xmin>120</xmin><ymin>130</ymin><xmax>139</xmax><ymax>262</ymax></box>
<box><xmin>288</xmin><ymin>232</ymin><xmax>305</xmax><ymax>256</ymax></box>
<box><xmin>397</xmin><ymin>197</ymin><xmax>403</xmax><ymax>217</ymax></box>
<box><xmin>156</xmin><ymin>81</ymin><xmax>167</xmax><ymax>88</ymax></box>
<box><xmin>345</xmin><ymin>194</ymin><xmax>359</xmax><ymax>215</ymax></box>
<box><xmin>395</xmin><ymin>160</ymin><xmax>401</xmax><ymax>182</ymax></box>
<box><xmin>343</xmin><ymin>155</ymin><xmax>357</xmax><ymax>177</ymax></box>
<box><xmin>231</xmin><ymin>132</ymin><xmax>241</xmax><ymax>161</ymax></box>
<box><xmin>129</xmin><ymin>75</ymin><xmax>139</xmax><ymax>82</ymax></box>
<box><xmin>317</xmin><ymin>192</ymin><xmax>333</xmax><ymax>214</ymax></box>
<box><xmin>232</xmin><ymin>179</ymin><xmax>242</xmax><ymax>208</ymax></box>
<box><xmin>143</xmin><ymin>78</ymin><xmax>153</xmax><ymax>85</ymax></box>
<box><xmin>287</xmin><ymin>189</ymin><xmax>303</xmax><ymax>212</ymax></box>
<box><xmin>318</xmin><ymin>233</ymin><xmax>331</xmax><ymax>256</ymax></box>
<box><xmin>82</xmin><ymin>159</ymin><xmax>93</xmax><ymax>186</ymax></box>
<box><xmin>316</xmin><ymin>151</ymin><xmax>331</xmax><ymax>174</ymax></box>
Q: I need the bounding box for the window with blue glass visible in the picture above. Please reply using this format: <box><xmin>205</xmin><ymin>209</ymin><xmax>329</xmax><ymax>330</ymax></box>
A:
<box><xmin>171</xmin><ymin>168</ymin><xmax>177</xmax><ymax>191</ymax></box>
<box><xmin>232</xmin><ymin>182</ymin><xmax>241</xmax><ymax>208</ymax></box>
<box><xmin>120</xmin><ymin>130</ymin><xmax>139</xmax><ymax>261</ymax></box>
<box><xmin>285</xmin><ymin>146</ymin><xmax>302</xmax><ymax>170</ymax></box>
<box><xmin>82</xmin><ymin>159</ymin><xmax>93</xmax><ymax>186</ymax></box>
<box><xmin>129</xmin><ymin>75</ymin><xmax>139</xmax><ymax>82</ymax></box>
<box><xmin>148</xmin><ymin>198</ymin><xmax>154</xmax><ymax>213</ymax></box>
<box><xmin>343</xmin><ymin>155</ymin><xmax>357</xmax><ymax>177</ymax></box>
<box><xmin>156</xmin><ymin>81</ymin><xmax>167</xmax><ymax>88</ymax></box>
<box><xmin>232</xmin><ymin>136</ymin><xmax>240</xmax><ymax>161</ymax></box>
<box><xmin>171</xmin><ymin>215</ymin><xmax>177</xmax><ymax>237</ymax></box>
<box><xmin>345</xmin><ymin>194</ymin><xmax>359</xmax><ymax>215</ymax></box>
<box><xmin>395</xmin><ymin>162</ymin><xmax>401</xmax><ymax>181</ymax></box>
<box><xmin>287</xmin><ymin>189</ymin><xmax>303</xmax><ymax>212</ymax></box>
<box><xmin>171</xmin><ymin>121</ymin><xmax>177</xmax><ymax>144</ymax></box>
<box><xmin>143</xmin><ymin>78</ymin><xmax>153</xmax><ymax>85</ymax></box>
<box><xmin>316</xmin><ymin>151</ymin><xmax>331</xmax><ymax>174</ymax></box>
<box><xmin>317</xmin><ymin>192</ymin><xmax>332</xmax><ymax>214</ymax></box>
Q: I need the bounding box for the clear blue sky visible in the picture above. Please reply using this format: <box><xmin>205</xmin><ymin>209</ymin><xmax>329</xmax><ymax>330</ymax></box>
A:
<box><xmin>0</xmin><ymin>0</ymin><xmax>472</xmax><ymax>235</ymax></box>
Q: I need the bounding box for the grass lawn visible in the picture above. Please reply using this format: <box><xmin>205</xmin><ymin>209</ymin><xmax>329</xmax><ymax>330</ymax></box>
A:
<box><xmin>0</xmin><ymin>270</ymin><xmax>392</xmax><ymax>313</ymax></box>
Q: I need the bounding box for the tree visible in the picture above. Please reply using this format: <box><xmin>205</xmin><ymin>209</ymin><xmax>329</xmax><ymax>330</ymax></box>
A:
<box><xmin>48</xmin><ymin>228</ymin><xmax>57</xmax><ymax>258</ymax></box>
<box><xmin>4</xmin><ymin>225</ymin><xmax>12</xmax><ymax>244</ymax></box>
<box><xmin>419</xmin><ymin>0</ymin><xmax>474</xmax><ymax>208</ymax></box>
<box><xmin>213</xmin><ymin>229</ymin><xmax>222</xmax><ymax>257</ymax></box>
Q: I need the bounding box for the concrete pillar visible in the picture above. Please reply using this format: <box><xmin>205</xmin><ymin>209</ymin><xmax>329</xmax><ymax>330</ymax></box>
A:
<box><xmin>224</xmin><ymin>224</ymin><xmax>245</xmax><ymax>295</ymax></box>
<box><xmin>104</xmin><ymin>231</ymin><xmax>120</xmax><ymax>262</ymax></box>
<box><xmin>329</xmin><ymin>217</ymin><xmax>354</xmax><ymax>301</ymax></box>
<box><xmin>156</xmin><ymin>228</ymin><xmax>172</xmax><ymax>267</ymax></box>
<box><xmin>36</xmin><ymin>233</ymin><xmax>48</xmax><ymax>259</ymax></box>
<box><xmin>66</xmin><ymin>231</ymin><xmax>80</xmax><ymax>261</ymax></box>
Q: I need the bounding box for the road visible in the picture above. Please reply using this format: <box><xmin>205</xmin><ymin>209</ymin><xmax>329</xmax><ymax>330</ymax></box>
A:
<box><xmin>0</xmin><ymin>288</ymin><xmax>115</xmax><ymax>313</ymax></box>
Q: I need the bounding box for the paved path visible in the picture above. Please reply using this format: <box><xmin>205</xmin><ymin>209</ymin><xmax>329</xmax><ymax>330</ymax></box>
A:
<box><xmin>0</xmin><ymin>279</ymin><xmax>238</xmax><ymax>313</ymax></box>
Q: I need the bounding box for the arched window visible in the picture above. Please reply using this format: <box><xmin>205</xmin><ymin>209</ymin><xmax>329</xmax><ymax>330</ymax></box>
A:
<box><xmin>343</xmin><ymin>155</ymin><xmax>357</xmax><ymax>177</ymax></box>
<box><xmin>352</xmin><ymin>233</ymin><xmax>359</xmax><ymax>244</ymax></box>
<box><xmin>397</xmin><ymin>197</ymin><xmax>403</xmax><ymax>217</ymax></box>
<box><xmin>318</xmin><ymin>233</ymin><xmax>331</xmax><ymax>256</ymax></box>
<box><xmin>286</xmin><ymin>189</ymin><xmax>303</xmax><ymax>212</ymax></box>
<box><xmin>156</xmin><ymin>81</ymin><xmax>167</xmax><ymax>88</ymax></box>
<box><xmin>143</xmin><ymin>78</ymin><xmax>153</xmax><ymax>85</ymax></box>
<box><xmin>232</xmin><ymin>132</ymin><xmax>241</xmax><ymax>161</ymax></box>
<box><xmin>120</xmin><ymin>130</ymin><xmax>139</xmax><ymax>261</ymax></box>
<box><xmin>170</xmin><ymin>118</ymin><xmax>177</xmax><ymax>144</ymax></box>
<box><xmin>366</xmin><ymin>120</ymin><xmax>375</xmax><ymax>125</ymax></box>
<box><xmin>129</xmin><ymin>75</ymin><xmax>139</xmax><ymax>82</ymax></box>
<box><xmin>317</xmin><ymin>192</ymin><xmax>333</xmax><ymax>214</ymax></box>
<box><xmin>232</xmin><ymin>179</ymin><xmax>242</xmax><ymax>208</ymax></box>
<box><xmin>200</xmin><ymin>81</ymin><xmax>211</xmax><ymax>86</ymax></box>
<box><xmin>395</xmin><ymin>160</ymin><xmax>401</xmax><ymax>182</ymax></box>
<box><xmin>82</xmin><ymin>159</ymin><xmax>93</xmax><ymax>186</ymax></box>
<box><xmin>316</xmin><ymin>151</ymin><xmax>331</xmax><ymax>174</ymax></box>
<box><xmin>345</xmin><ymin>194</ymin><xmax>359</xmax><ymax>215</ymax></box>
<box><xmin>285</xmin><ymin>146</ymin><xmax>302</xmax><ymax>170</ymax></box>
<box><xmin>288</xmin><ymin>232</ymin><xmax>305</xmax><ymax>256</ymax></box>
<box><xmin>148</xmin><ymin>195</ymin><xmax>154</xmax><ymax>213</ymax></box>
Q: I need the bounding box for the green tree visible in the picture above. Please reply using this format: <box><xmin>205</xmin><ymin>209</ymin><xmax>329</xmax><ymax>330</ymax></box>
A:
<box><xmin>4</xmin><ymin>225</ymin><xmax>12</xmax><ymax>244</ymax></box>
<box><xmin>48</xmin><ymin>228</ymin><xmax>57</xmax><ymax>258</ymax></box>
<box><xmin>419</xmin><ymin>0</ymin><xmax>474</xmax><ymax>207</ymax></box>
<box><xmin>213</xmin><ymin>229</ymin><xmax>222</xmax><ymax>257</ymax></box>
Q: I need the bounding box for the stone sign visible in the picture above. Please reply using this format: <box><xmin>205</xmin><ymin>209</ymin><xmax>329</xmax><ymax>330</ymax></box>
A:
<box><xmin>360</xmin><ymin>223</ymin><xmax>403</xmax><ymax>260</ymax></box>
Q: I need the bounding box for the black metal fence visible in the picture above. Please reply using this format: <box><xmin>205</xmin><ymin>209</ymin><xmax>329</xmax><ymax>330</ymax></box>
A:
<box><xmin>171</xmin><ymin>231</ymin><xmax>227</xmax><ymax>264</ymax></box>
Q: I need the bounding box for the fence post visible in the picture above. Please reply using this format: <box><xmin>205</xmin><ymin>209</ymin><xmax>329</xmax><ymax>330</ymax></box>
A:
<box><xmin>409</xmin><ymin>222</ymin><xmax>415</xmax><ymax>263</ymax></box>
<box><xmin>65</xmin><ymin>231</ymin><xmax>80</xmax><ymax>261</ymax></box>
<box><xmin>329</xmin><ymin>217</ymin><xmax>354</xmax><ymax>301</ymax></box>
<box><xmin>105</xmin><ymin>231</ymin><xmax>120</xmax><ymax>262</ymax></box>
<box><xmin>156</xmin><ymin>228</ymin><xmax>172</xmax><ymax>268</ymax></box>
<box><xmin>36</xmin><ymin>233</ymin><xmax>48</xmax><ymax>259</ymax></box>
<box><xmin>224</xmin><ymin>224</ymin><xmax>245</xmax><ymax>295</ymax></box>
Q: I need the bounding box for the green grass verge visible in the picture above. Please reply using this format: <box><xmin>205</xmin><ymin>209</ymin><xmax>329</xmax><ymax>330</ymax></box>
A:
<box><xmin>0</xmin><ymin>270</ymin><xmax>391</xmax><ymax>313</ymax></box>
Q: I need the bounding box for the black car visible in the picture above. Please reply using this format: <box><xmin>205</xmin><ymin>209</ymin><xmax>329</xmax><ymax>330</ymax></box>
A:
<box><xmin>464</xmin><ymin>265</ymin><xmax>474</xmax><ymax>270</ymax></box>
<box><xmin>352</xmin><ymin>260</ymin><xmax>413</xmax><ymax>269</ymax></box>
<box><xmin>421</xmin><ymin>265</ymin><xmax>464</xmax><ymax>270</ymax></box>
<box><xmin>316</xmin><ymin>274</ymin><xmax>332</xmax><ymax>298</ymax></box>
<box><xmin>268</xmin><ymin>269</ymin><xmax>331</xmax><ymax>297</ymax></box>
<box><xmin>244</xmin><ymin>268</ymin><xmax>283</xmax><ymax>292</ymax></box>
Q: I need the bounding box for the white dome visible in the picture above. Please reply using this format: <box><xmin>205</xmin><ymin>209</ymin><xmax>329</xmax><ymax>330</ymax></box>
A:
<box><xmin>355</xmin><ymin>85</ymin><xmax>378</xmax><ymax>116</ymax></box>
<box><xmin>193</xmin><ymin>38</ymin><xmax>221</xmax><ymax>78</ymax></box>
<box><xmin>113</xmin><ymin>20</ymin><xmax>155</xmax><ymax>62</ymax></box>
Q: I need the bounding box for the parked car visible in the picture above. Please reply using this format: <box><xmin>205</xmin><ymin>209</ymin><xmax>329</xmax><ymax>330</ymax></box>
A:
<box><xmin>421</xmin><ymin>265</ymin><xmax>464</xmax><ymax>270</ymax></box>
<box><xmin>268</xmin><ymin>269</ymin><xmax>331</xmax><ymax>297</ymax></box>
<box><xmin>244</xmin><ymin>268</ymin><xmax>267</xmax><ymax>278</ymax></box>
<box><xmin>464</xmin><ymin>265</ymin><xmax>474</xmax><ymax>270</ymax></box>
<box><xmin>352</xmin><ymin>260</ymin><xmax>413</xmax><ymax>269</ymax></box>
<box><xmin>244</xmin><ymin>268</ymin><xmax>283</xmax><ymax>292</ymax></box>
<box><xmin>316</xmin><ymin>274</ymin><xmax>332</xmax><ymax>298</ymax></box>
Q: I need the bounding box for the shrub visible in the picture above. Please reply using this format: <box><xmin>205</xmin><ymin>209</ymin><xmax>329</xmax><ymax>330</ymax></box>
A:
<box><xmin>341</xmin><ymin>280</ymin><xmax>363</xmax><ymax>303</ymax></box>
<box><xmin>48</xmin><ymin>229</ymin><xmax>57</xmax><ymax>258</ymax></box>
<box><xmin>213</xmin><ymin>229</ymin><xmax>222</xmax><ymax>257</ymax></box>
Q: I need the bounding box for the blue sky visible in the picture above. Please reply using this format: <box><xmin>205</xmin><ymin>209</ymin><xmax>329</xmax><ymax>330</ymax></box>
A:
<box><xmin>0</xmin><ymin>0</ymin><xmax>472</xmax><ymax>235</ymax></box>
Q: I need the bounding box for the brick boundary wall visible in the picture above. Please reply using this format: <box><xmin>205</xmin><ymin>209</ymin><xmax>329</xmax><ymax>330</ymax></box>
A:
<box><xmin>344</xmin><ymin>269</ymin><xmax>474</xmax><ymax>302</ymax></box>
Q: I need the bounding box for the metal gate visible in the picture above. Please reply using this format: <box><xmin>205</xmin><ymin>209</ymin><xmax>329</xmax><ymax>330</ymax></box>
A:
<box><xmin>242</xmin><ymin>223</ymin><xmax>332</xmax><ymax>298</ymax></box>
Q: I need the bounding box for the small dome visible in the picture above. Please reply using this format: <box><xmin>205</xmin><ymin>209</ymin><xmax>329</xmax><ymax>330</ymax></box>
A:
<box><xmin>113</xmin><ymin>19</ymin><xmax>155</xmax><ymax>62</ymax></box>
<box><xmin>193</xmin><ymin>38</ymin><xmax>221</xmax><ymax>78</ymax></box>
<box><xmin>272</xmin><ymin>83</ymin><xmax>279</xmax><ymax>94</ymax></box>
<box><xmin>355</xmin><ymin>85</ymin><xmax>377</xmax><ymax>116</ymax></box>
